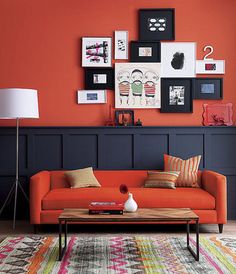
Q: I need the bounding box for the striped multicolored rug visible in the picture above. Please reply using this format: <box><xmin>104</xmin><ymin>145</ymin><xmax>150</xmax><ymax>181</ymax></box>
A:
<box><xmin>0</xmin><ymin>235</ymin><xmax>236</xmax><ymax>273</ymax></box>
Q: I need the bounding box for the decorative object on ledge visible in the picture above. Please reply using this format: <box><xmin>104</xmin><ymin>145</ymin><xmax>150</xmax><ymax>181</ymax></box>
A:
<box><xmin>115</xmin><ymin>63</ymin><xmax>161</xmax><ymax>109</ymax></box>
<box><xmin>105</xmin><ymin>105</ymin><xmax>116</xmax><ymax>126</ymax></box>
<box><xmin>203</xmin><ymin>103</ymin><xmax>233</xmax><ymax>126</ymax></box>
<box><xmin>196</xmin><ymin>45</ymin><xmax>225</xmax><ymax>74</ymax></box>
<box><xmin>114</xmin><ymin>31</ymin><xmax>129</xmax><ymax>60</ymax></box>
<box><xmin>161</xmin><ymin>78</ymin><xmax>193</xmax><ymax>113</ymax></box>
<box><xmin>130</xmin><ymin>41</ymin><xmax>161</xmax><ymax>62</ymax></box>
<box><xmin>193</xmin><ymin>78</ymin><xmax>223</xmax><ymax>100</ymax></box>
<box><xmin>139</xmin><ymin>9</ymin><xmax>175</xmax><ymax>41</ymax></box>
<box><xmin>77</xmin><ymin>90</ymin><xmax>107</xmax><ymax>104</ymax></box>
<box><xmin>82</xmin><ymin>37</ymin><xmax>112</xmax><ymax>67</ymax></box>
<box><xmin>115</xmin><ymin>110</ymin><xmax>134</xmax><ymax>126</ymax></box>
<box><xmin>85</xmin><ymin>68</ymin><xmax>114</xmax><ymax>90</ymax></box>
<box><xmin>161</xmin><ymin>42</ymin><xmax>196</xmax><ymax>78</ymax></box>
<box><xmin>135</xmin><ymin>118</ymin><xmax>143</xmax><ymax>126</ymax></box>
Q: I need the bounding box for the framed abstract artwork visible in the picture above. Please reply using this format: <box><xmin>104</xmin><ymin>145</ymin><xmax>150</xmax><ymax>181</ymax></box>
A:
<box><xmin>82</xmin><ymin>37</ymin><xmax>112</xmax><ymax>67</ymax></box>
<box><xmin>130</xmin><ymin>41</ymin><xmax>161</xmax><ymax>62</ymax></box>
<box><xmin>161</xmin><ymin>78</ymin><xmax>193</xmax><ymax>113</ymax></box>
<box><xmin>115</xmin><ymin>63</ymin><xmax>161</xmax><ymax>109</ymax></box>
<box><xmin>196</xmin><ymin>60</ymin><xmax>225</xmax><ymax>74</ymax></box>
<box><xmin>161</xmin><ymin>42</ymin><xmax>196</xmax><ymax>78</ymax></box>
<box><xmin>85</xmin><ymin>68</ymin><xmax>114</xmax><ymax>90</ymax></box>
<box><xmin>115</xmin><ymin>110</ymin><xmax>134</xmax><ymax>126</ymax></box>
<box><xmin>139</xmin><ymin>9</ymin><xmax>175</xmax><ymax>41</ymax></box>
<box><xmin>193</xmin><ymin>78</ymin><xmax>223</xmax><ymax>100</ymax></box>
<box><xmin>77</xmin><ymin>90</ymin><xmax>107</xmax><ymax>104</ymax></box>
<box><xmin>114</xmin><ymin>31</ymin><xmax>129</xmax><ymax>60</ymax></box>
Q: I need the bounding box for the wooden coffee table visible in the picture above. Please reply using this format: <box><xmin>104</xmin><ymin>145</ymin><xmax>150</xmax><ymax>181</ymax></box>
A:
<box><xmin>58</xmin><ymin>208</ymin><xmax>199</xmax><ymax>261</ymax></box>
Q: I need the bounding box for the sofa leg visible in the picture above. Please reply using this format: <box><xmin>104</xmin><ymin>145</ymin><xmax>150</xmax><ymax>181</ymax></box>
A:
<box><xmin>34</xmin><ymin>225</ymin><xmax>38</xmax><ymax>234</ymax></box>
<box><xmin>218</xmin><ymin>224</ymin><xmax>223</xmax><ymax>233</ymax></box>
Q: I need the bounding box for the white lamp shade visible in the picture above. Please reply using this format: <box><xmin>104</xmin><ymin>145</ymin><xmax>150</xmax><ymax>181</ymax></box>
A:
<box><xmin>0</xmin><ymin>88</ymin><xmax>39</xmax><ymax>119</ymax></box>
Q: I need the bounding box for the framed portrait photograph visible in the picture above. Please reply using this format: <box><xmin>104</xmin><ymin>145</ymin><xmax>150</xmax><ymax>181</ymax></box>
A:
<box><xmin>114</xmin><ymin>31</ymin><xmax>129</xmax><ymax>60</ymax></box>
<box><xmin>115</xmin><ymin>62</ymin><xmax>161</xmax><ymax>109</ymax></box>
<box><xmin>82</xmin><ymin>37</ymin><xmax>112</xmax><ymax>67</ymax></box>
<box><xmin>115</xmin><ymin>110</ymin><xmax>134</xmax><ymax>126</ymax></box>
<box><xmin>85</xmin><ymin>68</ymin><xmax>114</xmax><ymax>90</ymax></box>
<box><xmin>196</xmin><ymin>60</ymin><xmax>225</xmax><ymax>74</ymax></box>
<box><xmin>161</xmin><ymin>42</ymin><xmax>196</xmax><ymax>78</ymax></box>
<box><xmin>130</xmin><ymin>41</ymin><xmax>161</xmax><ymax>62</ymax></box>
<box><xmin>77</xmin><ymin>90</ymin><xmax>107</xmax><ymax>104</ymax></box>
<box><xmin>193</xmin><ymin>78</ymin><xmax>223</xmax><ymax>100</ymax></box>
<box><xmin>203</xmin><ymin>103</ymin><xmax>233</xmax><ymax>126</ymax></box>
<box><xmin>139</xmin><ymin>9</ymin><xmax>175</xmax><ymax>41</ymax></box>
<box><xmin>161</xmin><ymin>78</ymin><xmax>193</xmax><ymax>113</ymax></box>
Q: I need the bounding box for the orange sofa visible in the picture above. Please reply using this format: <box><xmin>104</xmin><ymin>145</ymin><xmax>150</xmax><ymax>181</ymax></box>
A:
<box><xmin>30</xmin><ymin>170</ymin><xmax>227</xmax><ymax>233</ymax></box>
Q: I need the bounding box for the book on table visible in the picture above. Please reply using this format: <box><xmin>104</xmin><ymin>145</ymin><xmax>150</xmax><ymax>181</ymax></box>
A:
<box><xmin>89</xmin><ymin>202</ymin><xmax>124</xmax><ymax>215</ymax></box>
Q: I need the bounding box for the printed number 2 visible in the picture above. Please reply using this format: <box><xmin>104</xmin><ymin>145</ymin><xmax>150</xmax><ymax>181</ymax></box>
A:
<box><xmin>203</xmin><ymin>45</ymin><xmax>214</xmax><ymax>60</ymax></box>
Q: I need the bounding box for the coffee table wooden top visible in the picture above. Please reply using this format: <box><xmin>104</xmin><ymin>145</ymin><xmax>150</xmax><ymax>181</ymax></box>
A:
<box><xmin>59</xmin><ymin>208</ymin><xmax>199</xmax><ymax>222</ymax></box>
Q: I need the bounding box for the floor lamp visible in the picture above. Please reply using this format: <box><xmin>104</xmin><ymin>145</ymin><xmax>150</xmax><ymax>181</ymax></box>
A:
<box><xmin>0</xmin><ymin>88</ymin><xmax>39</xmax><ymax>229</ymax></box>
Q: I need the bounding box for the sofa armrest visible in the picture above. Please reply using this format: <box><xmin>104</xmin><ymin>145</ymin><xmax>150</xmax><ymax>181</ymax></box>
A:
<box><xmin>30</xmin><ymin>171</ymin><xmax>50</xmax><ymax>224</ymax></box>
<box><xmin>202</xmin><ymin>170</ymin><xmax>227</xmax><ymax>224</ymax></box>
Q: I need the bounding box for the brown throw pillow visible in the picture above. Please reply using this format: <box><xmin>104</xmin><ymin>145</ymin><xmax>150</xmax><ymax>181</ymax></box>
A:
<box><xmin>144</xmin><ymin>171</ymin><xmax>180</xmax><ymax>189</ymax></box>
<box><xmin>65</xmin><ymin>167</ymin><xmax>101</xmax><ymax>188</ymax></box>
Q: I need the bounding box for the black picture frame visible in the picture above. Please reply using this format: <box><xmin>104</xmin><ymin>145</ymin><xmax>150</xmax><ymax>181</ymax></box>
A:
<box><xmin>115</xmin><ymin>110</ymin><xmax>134</xmax><ymax>126</ymax></box>
<box><xmin>130</xmin><ymin>41</ymin><xmax>161</xmax><ymax>62</ymax></box>
<box><xmin>193</xmin><ymin>78</ymin><xmax>223</xmax><ymax>100</ymax></box>
<box><xmin>161</xmin><ymin>78</ymin><xmax>193</xmax><ymax>113</ymax></box>
<box><xmin>139</xmin><ymin>9</ymin><xmax>175</xmax><ymax>41</ymax></box>
<box><xmin>85</xmin><ymin>68</ymin><xmax>114</xmax><ymax>90</ymax></box>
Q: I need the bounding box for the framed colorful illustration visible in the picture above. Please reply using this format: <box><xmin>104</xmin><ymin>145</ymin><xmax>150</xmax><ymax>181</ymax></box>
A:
<box><xmin>161</xmin><ymin>42</ymin><xmax>196</xmax><ymax>78</ymax></box>
<box><xmin>77</xmin><ymin>90</ymin><xmax>107</xmax><ymax>104</ymax></box>
<box><xmin>161</xmin><ymin>78</ymin><xmax>193</xmax><ymax>113</ymax></box>
<box><xmin>85</xmin><ymin>68</ymin><xmax>114</xmax><ymax>90</ymax></box>
<box><xmin>115</xmin><ymin>63</ymin><xmax>161</xmax><ymax>109</ymax></box>
<box><xmin>202</xmin><ymin>103</ymin><xmax>233</xmax><ymax>126</ymax></box>
<box><xmin>82</xmin><ymin>37</ymin><xmax>112</xmax><ymax>67</ymax></box>
<box><xmin>196</xmin><ymin>60</ymin><xmax>225</xmax><ymax>74</ymax></box>
<box><xmin>130</xmin><ymin>41</ymin><xmax>161</xmax><ymax>62</ymax></box>
<box><xmin>114</xmin><ymin>31</ymin><xmax>129</xmax><ymax>60</ymax></box>
<box><xmin>139</xmin><ymin>9</ymin><xmax>175</xmax><ymax>41</ymax></box>
<box><xmin>193</xmin><ymin>78</ymin><xmax>223</xmax><ymax>100</ymax></box>
<box><xmin>115</xmin><ymin>110</ymin><xmax>134</xmax><ymax>126</ymax></box>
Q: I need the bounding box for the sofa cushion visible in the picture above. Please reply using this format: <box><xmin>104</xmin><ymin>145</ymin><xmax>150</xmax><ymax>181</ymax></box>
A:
<box><xmin>144</xmin><ymin>171</ymin><xmax>180</xmax><ymax>189</ymax></box>
<box><xmin>42</xmin><ymin>187</ymin><xmax>215</xmax><ymax>210</ymax></box>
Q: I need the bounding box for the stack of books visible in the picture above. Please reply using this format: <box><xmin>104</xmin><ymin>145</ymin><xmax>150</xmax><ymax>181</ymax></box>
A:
<box><xmin>89</xmin><ymin>202</ymin><xmax>124</xmax><ymax>215</ymax></box>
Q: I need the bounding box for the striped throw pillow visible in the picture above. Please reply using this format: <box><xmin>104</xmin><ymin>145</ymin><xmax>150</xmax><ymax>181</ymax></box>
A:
<box><xmin>164</xmin><ymin>154</ymin><xmax>201</xmax><ymax>187</ymax></box>
<box><xmin>144</xmin><ymin>171</ymin><xmax>180</xmax><ymax>189</ymax></box>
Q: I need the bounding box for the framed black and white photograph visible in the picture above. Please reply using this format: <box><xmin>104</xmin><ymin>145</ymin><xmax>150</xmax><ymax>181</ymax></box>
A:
<box><xmin>161</xmin><ymin>42</ymin><xmax>196</xmax><ymax>77</ymax></box>
<box><xmin>114</xmin><ymin>31</ymin><xmax>129</xmax><ymax>60</ymax></box>
<box><xmin>161</xmin><ymin>78</ymin><xmax>193</xmax><ymax>113</ymax></box>
<box><xmin>130</xmin><ymin>41</ymin><xmax>161</xmax><ymax>62</ymax></box>
<box><xmin>193</xmin><ymin>78</ymin><xmax>223</xmax><ymax>99</ymax></box>
<box><xmin>82</xmin><ymin>37</ymin><xmax>112</xmax><ymax>67</ymax></box>
<box><xmin>139</xmin><ymin>9</ymin><xmax>175</xmax><ymax>41</ymax></box>
<box><xmin>77</xmin><ymin>90</ymin><xmax>107</xmax><ymax>104</ymax></box>
<box><xmin>85</xmin><ymin>68</ymin><xmax>114</xmax><ymax>90</ymax></box>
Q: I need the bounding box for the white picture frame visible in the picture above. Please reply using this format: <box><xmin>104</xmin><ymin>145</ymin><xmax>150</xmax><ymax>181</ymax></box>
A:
<box><xmin>196</xmin><ymin>60</ymin><xmax>225</xmax><ymax>74</ymax></box>
<box><xmin>82</xmin><ymin>37</ymin><xmax>112</xmax><ymax>67</ymax></box>
<box><xmin>115</xmin><ymin>63</ymin><xmax>161</xmax><ymax>109</ymax></box>
<box><xmin>114</xmin><ymin>31</ymin><xmax>129</xmax><ymax>60</ymax></box>
<box><xmin>161</xmin><ymin>42</ymin><xmax>196</xmax><ymax>77</ymax></box>
<box><xmin>77</xmin><ymin>90</ymin><xmax>107</xmax><ymax>104</ymax></box>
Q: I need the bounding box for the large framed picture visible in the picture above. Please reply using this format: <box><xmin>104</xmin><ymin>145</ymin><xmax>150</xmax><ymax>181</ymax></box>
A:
<box><xmin>161</xmin><ymin>78</ymin><xmax>193</xmax><ymax>113</ymax></box>
<box><xmin>130</xmin><ymin>41</ymin><xmax>161</xmax><ymax>62</ymax></box>
<box><xmin>196</xmin><ymin>60</ymin><xmax>225</xmax><ymax>74</ymax></box>
<box><xmin>85</xmin><ymin>68</ymin><xmax>114</xmax><ymax>90</ymax></box>
<box><xmin>161</xmin><ymin>42</ymin><xmax>196</xmax><ymax>78</ymax></box>
<box><xmin>139</xmin><ymin>9</ymin><xmax>175</xmax><ymax>41</ymax></box>
<box><xmin>82</xmin><ymin>37</ymin><xmax>112</xmax><ymax>67</ymax></box>
<box><xmin>115</xmin><ymin>63</ymin><xmax>161</xmax><ymax>109</ymax></box>
<box><xmin>193</xmin><ymin>78</ymin><xmax>223</xmax><ymax>100</ymax></box>
<box><xmin>114</xmin><ymin>31</ymin><xmax>129</xmax><ymax>60</ymax></box>
<box><xmin>77</xmin><ymin>90</ymin><xmax>107</xmax><ymax>104</ymax></box>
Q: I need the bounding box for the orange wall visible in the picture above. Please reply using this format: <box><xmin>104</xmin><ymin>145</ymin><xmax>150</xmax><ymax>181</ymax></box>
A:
<box><xmin>0</xmin><ymin>0</ymin><xmax>235</xmax><ymax>126</ymax></box>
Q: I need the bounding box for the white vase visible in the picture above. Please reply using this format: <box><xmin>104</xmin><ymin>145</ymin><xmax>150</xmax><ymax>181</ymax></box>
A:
<box><xmin>124</xmin><ymin>193</ymin><xmax>138</xmax><ymax>212</ymax></box>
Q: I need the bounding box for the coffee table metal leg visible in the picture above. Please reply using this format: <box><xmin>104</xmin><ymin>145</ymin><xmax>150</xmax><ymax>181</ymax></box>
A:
<box><xmin>59</xmin><ymin>220</ymin><xmax>62</xmax><ymax>261</ymax></box>
<box><xmin>59</xmin><ymin>220</ymin><xmax>67</xmax><ymax>261</ymax></box>
<box><xmin>187</xmin><ymin>219</ymin><xmax>200</xmax><ymax>261</ymax></box>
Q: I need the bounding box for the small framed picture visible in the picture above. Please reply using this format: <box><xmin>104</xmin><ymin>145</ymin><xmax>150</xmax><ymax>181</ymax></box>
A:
<box><xmin>139</xmin><ymin>9</ymin><xmax>175</xmax><ymax>41</ymax></box>
<box><xmin>114</xmin><ymin>31</ymin><xmax>129</xmax><ymax>60</ymax></box>
<box><xmin>196</xmin><ymin>60</ymin><xmax>225</xmax><ymax>74</ymax></box>
<box><xmin>130</xmin><ymin>41</ymin><xmax>161</xmax><ymax>62</ymax></box>
<box><xmin>161</xmin><ymin>42</ymin><xmax>196</xmax><ymax>77</ymax></box>
<box><xmin>161</xmin><ymin>78</ymin><xmax>193</xmax><ymax>113</ymax></box>
<box><xmin>82</xmin><ymin>37</ymin><xmax>112</xmax><ymax>67</ymax></box>
<box><xmin>85</xmin><ymin>68</ymin><xmax>114</xmax><ymax>90</ymax></box>
<box><xmin>203</xmin><ymin>103</ymin><xmax>233</xmax><ymax>126</ymax></box>
<box><xmin>77</xmin><ymin>90</ymin><xmax>107</xmax><ymax>104</ymax></box>
<box><xmin>193</xmin><ymin>78</ymin><xmax>223</xmax><ymax>99</ymax></box>
<box><xmin>115</xmin><ymin>110</ymin><xmax>134</xmax><ymax>126</ymax></box>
